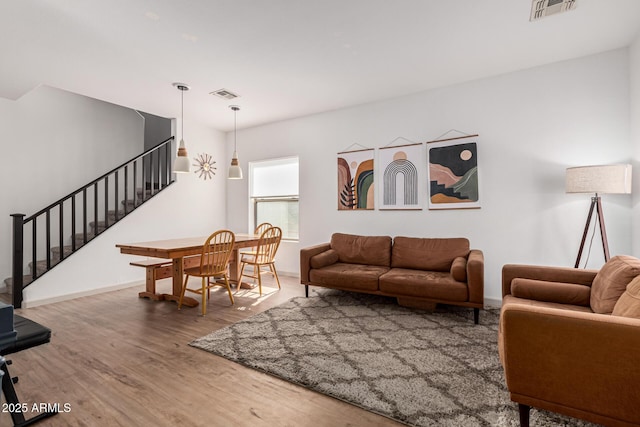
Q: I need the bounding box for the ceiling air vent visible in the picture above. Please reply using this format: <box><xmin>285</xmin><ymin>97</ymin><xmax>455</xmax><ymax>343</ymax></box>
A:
<box><xmin>210</xmin><ymin>88</ymin><xmax>240</xmax><ymax>100</ymax></box>
<box><xmin>530</xmin><ymin>0</ymin><xmax>577</xmax><ymax>21</ymax></box>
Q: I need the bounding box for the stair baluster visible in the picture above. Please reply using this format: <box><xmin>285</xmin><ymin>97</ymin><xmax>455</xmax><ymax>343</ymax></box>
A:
<box><xmin>6</xmin><ymin>137</ymin><xmax>176</xmax><ymax>307</ymax></box>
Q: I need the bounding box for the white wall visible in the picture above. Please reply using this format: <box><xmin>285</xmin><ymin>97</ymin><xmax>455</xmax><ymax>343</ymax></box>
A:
<box><xmin>0</xmin><ymin>86</ymin><xmax>227</xmax><ymax>306</ymax></box>
<box><xmin>22</xmin><ymin>118</ymin><xmax>228</xmax><ymax>306</ymax></box>
<box><xmin>0</xmin><ymin>86</ymin><xmax>143</xmax><ymax>285</ymax></box>
<box><xmin>226</xmin><ymin>48</ymin><xmax>633</xmax><ymax>303</ymax></box>
<box><xmin>630</xmin><ymin>32</ymin><xmax>640</xmax><ymax>258</ymax></box>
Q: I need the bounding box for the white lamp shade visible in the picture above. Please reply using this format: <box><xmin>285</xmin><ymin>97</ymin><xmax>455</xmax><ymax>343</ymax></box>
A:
<box><xmin>566</xmin><ymin>164</ymin><xmax>632</xmax><ymax>194</ymax></box>
<box><xmin>173</xmin><ymin>139</ymin><xmax>190</xmax><ymax>173</ymax></box>
<box><xmin>228</xmin><ymin>165</ymin><xmax>243</xmax><ymax>179</ymax></box>
<box><xmin>228</xmin><ymin>150</ymin><xmax>243</xmax><ymax>179</ymax></box>
<box><xmin>174</xmin><ymin>156</ymin><xmax>190</xmax><ymax>173</ymax></box>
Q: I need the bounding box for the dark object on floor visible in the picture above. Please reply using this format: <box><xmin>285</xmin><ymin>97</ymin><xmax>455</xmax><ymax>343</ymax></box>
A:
<box><xmin>0</xmin><ymin>303</ymin><xmax>17</xmax><ymax>347</ymax></box>
<box><xmin>1</xmin><ymin>314</ymin><xmax>56</xmax><ymax>427</ymax></box>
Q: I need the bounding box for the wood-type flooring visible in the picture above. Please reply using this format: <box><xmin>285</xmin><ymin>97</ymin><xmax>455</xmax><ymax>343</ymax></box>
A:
<box><xmin>0</xmin><ymin>276</ymin><xmax>401</xmax><ymax>426</ymax></box>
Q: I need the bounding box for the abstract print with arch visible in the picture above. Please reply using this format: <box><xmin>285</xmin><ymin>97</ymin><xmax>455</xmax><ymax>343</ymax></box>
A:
<box><xmin>337</xmin><ymin>149</ymin><xmax>374</xmax><ymax>210</ymax></box>
<box><xmin>379</xmin><ymin>143</ymin><xmax>422</xmax><ymax>209</ymax></box>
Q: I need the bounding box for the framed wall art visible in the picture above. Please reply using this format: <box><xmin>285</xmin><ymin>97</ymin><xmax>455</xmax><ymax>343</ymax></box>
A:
<box><xmin>379</xmin><ymin>143</ymin><xmax>422</xmax><ymax>210</ymax></box>
<box><xmin>427</xmin><ymin>135</ymin><xmax>480</xmax><ymax>210</ymax></box>
<box><xmin>337</xmin><ymin>148</ymin><xmax>374</xmax><ymax>210</ymax></box>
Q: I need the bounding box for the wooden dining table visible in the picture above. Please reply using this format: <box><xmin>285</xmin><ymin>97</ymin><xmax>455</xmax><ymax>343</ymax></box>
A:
<box><xmin>116</xmin><ymin>233</ymin><xmax>261</xmax><ymax>307</ymax></box>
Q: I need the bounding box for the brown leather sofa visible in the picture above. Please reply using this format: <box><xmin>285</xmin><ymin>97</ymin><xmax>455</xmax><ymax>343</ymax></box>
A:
<box><xmin>499</xmin><ymin>255</ymin><xmax>640</xmax><ymax>427</ymax></box>
<box><xmin>300</xmin><ymin>233</ymin><xmax>484</xmax><ymax>323</ymax></box>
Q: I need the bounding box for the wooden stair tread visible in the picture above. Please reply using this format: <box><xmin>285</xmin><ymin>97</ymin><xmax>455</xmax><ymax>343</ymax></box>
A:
<box><xmin>3</xmin><ymin>275</ymin><xmax>34</xmax><ymax>293</ymax></box>
<box><xmin>51</xmin><ymin>242</ymin><xmax>86</xmax><ymax>256</ymax></box>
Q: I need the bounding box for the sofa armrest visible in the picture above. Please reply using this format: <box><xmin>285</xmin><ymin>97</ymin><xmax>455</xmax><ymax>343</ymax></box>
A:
<box><xmin>300</xmin><ymin>243</ymin><xmax>331</xmax><ymax>284</ymax></box>
<box><xmin>467</xmin><ymin>249</ymin><xmax>484</xmax><ymax>305</ymax></box>
<box><xmin>500</xmin><ymin>304</ymin><xmax>640</xmax><ymax>424</ymax></box>
<box><xmin>502</xmin><ymin>264</ymin><xmax>598</xmax><ymax>298</ymax></box>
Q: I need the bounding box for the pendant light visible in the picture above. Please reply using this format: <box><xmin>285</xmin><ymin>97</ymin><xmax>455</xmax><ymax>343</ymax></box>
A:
<box><xmin>173</xmin><ymin>82</ymin><xmax>191</xmax><ymax>173</ymax></box>
<box><xmin>228</xmin><ymin>105</ymin><xmax>243</xmax><ymax>179</ymax></box>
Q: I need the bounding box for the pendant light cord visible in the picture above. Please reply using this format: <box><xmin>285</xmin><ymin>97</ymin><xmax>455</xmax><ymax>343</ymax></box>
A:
<box><xmin>234</xmin><ymin>108</ymin><xmax>237</xmax><ymax>151</ymax></box>
<box><xmin>181</xmin><ymin>89</ymin><xmax>184</xmax><ymax>141</ymax></box>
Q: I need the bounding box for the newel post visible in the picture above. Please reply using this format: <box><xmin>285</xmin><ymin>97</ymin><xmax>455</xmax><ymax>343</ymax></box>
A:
<box><xmin>11</xmin><ymin>213</ymin><xmax>25</xmax><ymax>308</ymax></box>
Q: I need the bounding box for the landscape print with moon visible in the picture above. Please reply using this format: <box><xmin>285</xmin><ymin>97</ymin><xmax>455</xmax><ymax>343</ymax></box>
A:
<box><xmin>428</xmin><ymin>137</ymin><xmax>480</xmax><ymax>209</ymax></box>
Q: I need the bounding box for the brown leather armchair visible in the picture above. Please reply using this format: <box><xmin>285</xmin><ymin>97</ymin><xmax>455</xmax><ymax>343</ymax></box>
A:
<box><xmin>499</xmin><ymin>259</ymin><xmax>640</xmax><ymax>427</ymax></box>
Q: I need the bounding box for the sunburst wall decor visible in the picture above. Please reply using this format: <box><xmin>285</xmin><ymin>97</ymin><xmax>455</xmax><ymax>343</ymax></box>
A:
<box><xmin>193</xmin><ymin>153</ymin><xmax>216</xmax><ymax>180</ymax></box>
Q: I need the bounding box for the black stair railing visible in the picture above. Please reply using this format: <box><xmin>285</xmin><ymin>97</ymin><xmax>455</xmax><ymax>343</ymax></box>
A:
<box><xmin>10</xmin><ymin>137</ymin><xmax>176</xmax><ymax>308</ymax></box>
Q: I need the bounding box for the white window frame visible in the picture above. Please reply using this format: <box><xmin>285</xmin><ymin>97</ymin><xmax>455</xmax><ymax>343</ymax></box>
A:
<box><xmin>249</xmin><ymin>156</ymin><xmax>299</xmax><ymax>241</ymax></box>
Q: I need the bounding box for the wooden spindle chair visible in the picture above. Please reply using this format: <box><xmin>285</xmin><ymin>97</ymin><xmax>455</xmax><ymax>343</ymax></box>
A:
<box><xmin>237</xmin><ymin>226</ymin><xmax>282</xmax><ymax>296</ymax></box>
<box><xmin>239</xmin><ymin>222</ymin><xmax>272</xmax><ymax>258</ymax></box>
<box><xmin>178</xmin><ymin>230</ymin><xmax>235</xmax><ymax>316</ymax></box>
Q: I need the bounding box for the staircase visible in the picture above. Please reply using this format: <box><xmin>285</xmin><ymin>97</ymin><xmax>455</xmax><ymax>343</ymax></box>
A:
<box><xmin>3</xmin><ymin>137</ymin><xmax>176</xmax><ymax>308</ymax></box>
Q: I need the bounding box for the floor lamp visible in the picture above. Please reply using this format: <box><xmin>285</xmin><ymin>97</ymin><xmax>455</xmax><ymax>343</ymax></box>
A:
<box><xmin>566</xmin><ymin>164</ymin><xmax>632</xmax><ymax>268</ymax></box>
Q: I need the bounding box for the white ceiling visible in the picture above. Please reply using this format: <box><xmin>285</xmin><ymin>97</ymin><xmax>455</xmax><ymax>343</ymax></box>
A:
<box><xmin>2</xmin><ymin>0</ymin><xmax>640</xmax><ymax>132</ymax></box>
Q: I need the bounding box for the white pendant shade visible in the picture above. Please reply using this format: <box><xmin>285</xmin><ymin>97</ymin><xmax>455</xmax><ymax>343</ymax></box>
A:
<box><xmin>228</xmin><ymin>150</ymin><xmax>243</xmax><ymax>179</ymax></box>
<box><xmin>173</xmin><ymin>139</ymin><xmax>190</xmax><ymax>173</ymax></box>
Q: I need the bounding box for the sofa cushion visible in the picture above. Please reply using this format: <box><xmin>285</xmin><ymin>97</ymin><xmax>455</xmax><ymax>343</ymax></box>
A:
<box><xmin>612</xmin><ymin>275</ymin><xmax>640</xmax><ymax>319</ymax></box>
<box><xmin>379</xmin><ymin>268</ymin><xmax>468</xmax><ymax>301</ymax></box>
<box><xmin>511</xmin><ymin>278</ymin><xmax>591</xmax><ymax>306</ymax></box>
<box><xmin>310</xmin><ymin>249</ymin><xmax>340</xmax><ymax>269</ymax></box>
<box><xmin>330</xmin><ymin>233</ymin><xmax>392</xmax><ymax>267</ymax></box>
<box><xmin>391</xmin><ymin>237</ymin><xmax>469</xmax><ymax>272</ymax></box>
<box><xmin>591</xmin><ymin>255</ymin><xmax>640</xmax><ymax>314</ymax></box>
<box><xmin>450</xmin><ymin>257</ymin><xmax>467</xmax><ymax>282</ymax></box>
<box><xmin>308</xmin><ymin>262</ymin><xmax>389</xmax><ymax>292</ymax></box>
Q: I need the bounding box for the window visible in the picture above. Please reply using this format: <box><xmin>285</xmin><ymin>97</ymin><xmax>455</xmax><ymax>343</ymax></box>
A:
<box><xmin>250</xmin><ymin>157</ymin><xmax>299</xmax><ymax>240</ymax></box>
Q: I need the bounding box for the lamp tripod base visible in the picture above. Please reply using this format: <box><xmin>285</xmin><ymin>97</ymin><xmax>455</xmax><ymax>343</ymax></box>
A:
<box><xmin>574</xmin><ymin>194</ymin><xmax>610</xmax><ymax>268</ymax></box>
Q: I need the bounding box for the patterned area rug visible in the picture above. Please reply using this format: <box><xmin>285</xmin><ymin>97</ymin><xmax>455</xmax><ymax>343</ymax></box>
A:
<box><xmin>190</xmin><ymin>290</ymin><xmax>599</xmax><ymax>427</ymax></box>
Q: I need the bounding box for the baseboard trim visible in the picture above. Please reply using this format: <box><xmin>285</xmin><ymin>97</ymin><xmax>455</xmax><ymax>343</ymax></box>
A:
<box><xmin>485</xmin><ymin>297</ymin><xmax>502</xmax><ymax>308</ymax></box>
<box><xmin>17</xmin><ymin>272</ymin><xmax>300</xmax><ymax>309</ymax></box>
<box><xmin>277</xmin><ymin>271</ymin><xmax>299</xmax><ymax>278</ymax></box>
<box><xmin>22</xmin><ymin>280</ymin><xmax>144</xmax><ymax>309</ymax></box>
<box><xmin>17</xmin><ymin>275</ymin><xmax>498</xmax><ymax>309</ymax></box>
